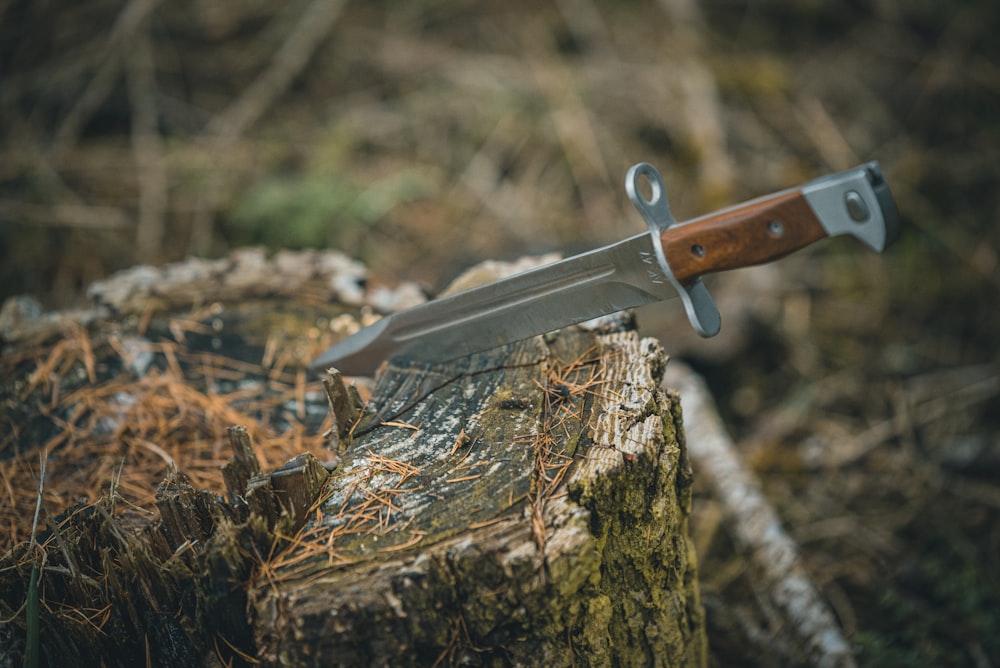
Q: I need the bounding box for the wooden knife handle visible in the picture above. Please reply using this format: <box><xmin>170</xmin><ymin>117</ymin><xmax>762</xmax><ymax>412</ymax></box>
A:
<box><xmin>660</xmin><ymin>189</ymin><xmax>827</xmax><ymax>284</ymax></box>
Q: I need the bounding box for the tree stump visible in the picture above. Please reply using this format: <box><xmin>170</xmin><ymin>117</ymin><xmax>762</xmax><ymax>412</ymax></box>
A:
<box><xmin>0</xmin><ymin>249</ymin><xmax>706</xmax><ymax>666</ymax></box>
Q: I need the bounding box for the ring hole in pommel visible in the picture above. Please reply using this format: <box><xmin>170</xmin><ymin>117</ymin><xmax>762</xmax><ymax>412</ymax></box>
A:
<box><xmin>626</xmin><ymin>162</ymin><xmax>675</xmax><ymax>232</ymax></box>
<box><xmin>635</xmin><ymin>171</ymin><xmax>661</xmax><ymax>205</ymax></box>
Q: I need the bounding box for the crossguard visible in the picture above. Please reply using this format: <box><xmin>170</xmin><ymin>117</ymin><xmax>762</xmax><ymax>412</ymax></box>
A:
<box><xmin>626</xmin><ymin>162</ymin><xmax>722</xmax><ymax>337</ymax></box>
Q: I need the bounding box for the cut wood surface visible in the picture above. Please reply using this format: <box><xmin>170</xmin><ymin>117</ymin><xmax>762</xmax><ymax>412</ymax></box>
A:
<box><xmin>0</xmin><ymin>250</ymin><xmax>707</xmax><ymax>666</ymax></box>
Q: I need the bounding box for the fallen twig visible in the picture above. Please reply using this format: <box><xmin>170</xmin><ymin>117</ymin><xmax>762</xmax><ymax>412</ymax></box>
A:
<box><xmin>665</xmin><ymin>361</ymin><xmax>855</xmax><ymax>668</ymax></box>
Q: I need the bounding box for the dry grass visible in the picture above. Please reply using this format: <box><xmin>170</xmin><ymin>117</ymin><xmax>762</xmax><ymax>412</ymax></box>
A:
<box><xmin>1</xmin><ymin>328</ymin><xmax>331</xmax><ymax>551</ymax></box>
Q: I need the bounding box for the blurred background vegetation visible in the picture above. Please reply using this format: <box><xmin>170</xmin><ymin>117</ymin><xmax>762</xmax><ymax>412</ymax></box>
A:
<box><xmin>1</xmin><ymin>0</ymin><xmax>998</xmax><ymax>665</ymax></box>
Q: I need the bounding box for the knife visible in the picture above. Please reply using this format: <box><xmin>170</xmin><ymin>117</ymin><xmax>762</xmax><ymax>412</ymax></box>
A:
<box><xmin>310</xmin><ymin>162</ymin><xmax>898</xmax><ymax>376</ymax></box>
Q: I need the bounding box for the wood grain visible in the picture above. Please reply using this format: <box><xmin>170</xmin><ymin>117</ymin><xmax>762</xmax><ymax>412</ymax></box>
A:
<box><xmin>661</xmin><ymin>189</ymin><xmax>827</xmax><ymax>283</ymax></box>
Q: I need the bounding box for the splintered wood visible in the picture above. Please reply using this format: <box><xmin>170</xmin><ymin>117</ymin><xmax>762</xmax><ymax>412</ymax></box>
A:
<box><xmin>0</xmin><ymin>280</ymin><xmax>355</xmax><ymax>665</ymax></box>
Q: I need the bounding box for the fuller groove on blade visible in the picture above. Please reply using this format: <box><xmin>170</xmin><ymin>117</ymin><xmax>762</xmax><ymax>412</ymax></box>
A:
<box><xmin>391</xmin><ymin>263</ymin><xmax>616</xmax><ymax>340</ymax></box>
<box><xmin>311</xmin><ymin>233</ymin><xmax>677</xmax><ymax>375</ymax></box>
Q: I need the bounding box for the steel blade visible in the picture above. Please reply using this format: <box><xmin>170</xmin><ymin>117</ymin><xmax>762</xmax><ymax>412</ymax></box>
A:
<box><xmin>310</xmin><ymin>232</ymin><xmax>677</xmax><ymax>375</ymax></box>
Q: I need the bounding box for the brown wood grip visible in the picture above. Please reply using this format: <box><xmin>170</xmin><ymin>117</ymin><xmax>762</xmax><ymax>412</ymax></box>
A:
<box><xmin>660</xmin><ymin>189</ymin><xmax>828</xmax><ymax>284</ymax></box>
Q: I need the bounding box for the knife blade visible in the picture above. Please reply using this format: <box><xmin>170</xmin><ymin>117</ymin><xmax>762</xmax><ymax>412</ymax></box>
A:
<box><xmin>310</xmin><ymin>161</ymin><xmax>898</xmax><ymax>376</ymax></box>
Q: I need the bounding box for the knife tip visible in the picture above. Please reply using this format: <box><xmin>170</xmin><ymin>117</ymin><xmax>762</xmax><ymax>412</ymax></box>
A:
<box><xmin>307</xmin><ymin>317</ymin><xmax>392</xmax><ymax>377</ymax></box>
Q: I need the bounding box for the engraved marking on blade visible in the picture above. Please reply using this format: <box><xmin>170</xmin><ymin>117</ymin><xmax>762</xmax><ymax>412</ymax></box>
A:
<box><xmin>639</xmin><ymin>250</ymin><xmax>666</xmax><ymax>284</ymax></box>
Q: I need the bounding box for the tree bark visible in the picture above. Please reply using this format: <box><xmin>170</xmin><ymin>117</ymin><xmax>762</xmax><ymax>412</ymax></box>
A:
<box><xmin>254</xmin><ymin>325</ymin><xmax>706</xmax><ymax>666</ymax></box>
<box><xmin>0</xmin><ymin>250</ymin><xmax>706</xmax><ymax>667</ymax></box>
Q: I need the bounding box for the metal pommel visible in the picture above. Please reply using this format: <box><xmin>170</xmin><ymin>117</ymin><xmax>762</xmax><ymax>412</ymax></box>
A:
<box><xmin>626</xmin><ymin>162</ymin><xmax>722</xmax><ymax>337</ymax></box>
<box><xmin>801</xmin><ymin>161</ymin><xmax>900</xmax><ymax>252</ymax></box>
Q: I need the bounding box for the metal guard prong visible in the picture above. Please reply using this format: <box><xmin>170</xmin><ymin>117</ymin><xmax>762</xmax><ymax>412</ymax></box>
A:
<box><xmin>626</xmin><ymin>162</ymin><xmax>722</xmax><ymax>337</ymax></box>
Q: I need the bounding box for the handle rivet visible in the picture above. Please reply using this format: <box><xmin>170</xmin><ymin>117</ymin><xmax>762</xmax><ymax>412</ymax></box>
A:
<box><xmin>844</xmin><ymin>191</ymin><xmax>870</xmax><ymax>222</ymax></box>
<box><xmin>691</xmin><ymin>244</ymin><xmax>706</xmax><ymax>258</ymax></box>
<box><xmin>767</xmin><ymin>220</ymin><xmax>784</xmax><ymax>237</ymax></box>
